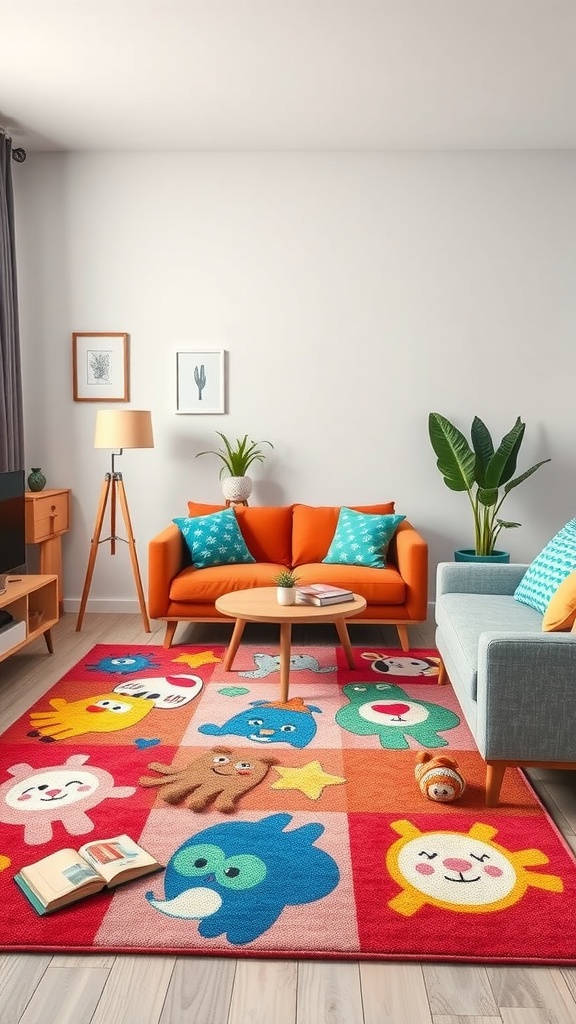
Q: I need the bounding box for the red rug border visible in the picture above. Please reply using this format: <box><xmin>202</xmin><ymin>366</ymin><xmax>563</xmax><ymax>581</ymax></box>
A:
<box><xmin>2</xmin><ymin>641</ymin><xmax>575</xmax><ymax>965</ymax></box>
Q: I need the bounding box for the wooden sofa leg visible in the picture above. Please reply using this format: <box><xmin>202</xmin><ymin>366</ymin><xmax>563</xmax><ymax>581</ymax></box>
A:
<box><xmin>437</xmin><ymin>659</ymin><xmax>448</xmax><ymax>685</ymax></box>
<box><xmin>485</xmin><ymin>762</ymin><xmax>506</xmax><ymax>806</ymax></box>
<box><xmin>163</xmin><ymin>621</ymin><xmax>178</xmax><ymax>649</ymax></box>
<box><xmin>396</xmin><ymin>625</ymin><xmax>409</xmax><ymax>651</ymax></box>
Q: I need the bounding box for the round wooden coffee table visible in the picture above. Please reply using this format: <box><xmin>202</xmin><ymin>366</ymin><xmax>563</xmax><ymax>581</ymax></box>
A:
<box><xmin>215</xmin><ymin>587</ymin><xmax>367</xmax><ymax>702</ymax></box>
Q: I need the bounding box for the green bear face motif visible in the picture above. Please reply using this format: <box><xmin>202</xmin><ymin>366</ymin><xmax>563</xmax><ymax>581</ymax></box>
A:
<box><xmin>335</xmin><ymin>683</ymin><xmax>460</xmax><ymax>749</ymax></box>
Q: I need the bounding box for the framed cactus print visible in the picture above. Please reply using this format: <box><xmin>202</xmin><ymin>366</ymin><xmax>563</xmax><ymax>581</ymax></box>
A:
<box><xmin>176</xmin><ymin>350</ymin><xmax>226</xmax><ymax>414</ymax></box>
<box><xmin>72</xmin><ymin>333</ymin><xmax>129</xmax><ymax>402</ymax></box>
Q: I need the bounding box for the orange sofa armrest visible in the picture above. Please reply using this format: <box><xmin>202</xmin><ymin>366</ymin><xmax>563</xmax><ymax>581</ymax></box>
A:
<box><xmin>391</xmin><ymin>521</ymin><xmax>428</xmax><ymax>621</ymax></box>
<box><xmin>148</xmin><ymin>525</ymin><xmax>189</xmax><ymax>618</ymax></box>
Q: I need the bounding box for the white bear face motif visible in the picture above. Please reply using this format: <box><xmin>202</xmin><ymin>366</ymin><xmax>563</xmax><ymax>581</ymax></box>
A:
<box><xmin>0</xmin><ymin>754</ymin><xmax>135</xmax><ymax>844</ymax></box>
<box><xmin>5</xmin><ymin>766</ymin><xmax>99</xmax><ymax>811</ymax></box>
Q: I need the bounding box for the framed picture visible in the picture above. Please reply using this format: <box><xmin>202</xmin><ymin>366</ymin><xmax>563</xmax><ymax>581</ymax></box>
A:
<box><xmin>176</xmin><ymin>350</ymin><xmax>226</xmax><ymax>414</ymax></box>
<box><xmin>72</xmin><ymin>333</ymin><xmax>129</xmax><ymax>402</ymax></box>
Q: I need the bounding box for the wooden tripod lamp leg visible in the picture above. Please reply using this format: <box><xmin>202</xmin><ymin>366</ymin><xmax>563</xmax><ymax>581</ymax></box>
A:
<box><xmin>110</xmin><ymin>471</ymin><xmax>117</xmax><ymax>556</ymax></box>
<box><xmin>115</xmin><ymin>478</ymin><xmax>151</xmax><ymax>633</ymax></box>
<box><xmin>76</xmin><ymin>476</ymin><xmax>112</xmax><ymax>632</ymax></box>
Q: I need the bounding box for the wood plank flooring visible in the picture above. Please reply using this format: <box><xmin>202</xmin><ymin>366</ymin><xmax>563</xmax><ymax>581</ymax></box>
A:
<box><xmin>1</xmin><ymin>612</ymin><xmax>576</xmax><ymax>1024</ymax></box>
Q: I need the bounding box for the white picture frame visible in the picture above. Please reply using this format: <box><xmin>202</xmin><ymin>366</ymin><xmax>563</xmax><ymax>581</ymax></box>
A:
<box><xmin>72</xmin><ymin>332</ymin><xmax>129</xmax><ymax>402</ymax></box>
<box><xmin>176</xmin><ymin>350</ymin><xmax>226</xmax><ymax>414</ymax></box>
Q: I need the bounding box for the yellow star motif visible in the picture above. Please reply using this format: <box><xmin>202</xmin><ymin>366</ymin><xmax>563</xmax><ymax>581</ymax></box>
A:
<box><xmin>172</xmin><ymin>651</ymin><xmax>221</xmax><ymax>668</ymax></box>
<box><xmin>272</xmin><ymin>761</ymin><xmax>346</xmax><ymax>800</ymax></box>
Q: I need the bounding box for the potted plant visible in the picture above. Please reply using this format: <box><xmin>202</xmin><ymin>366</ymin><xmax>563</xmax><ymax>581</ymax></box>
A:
<box><xmin>273</xmin><ymin>568</ymin><xmax>300</xmax><ymax>605</ymax></box>
<box><xmin>196</xmin><ymin>432</ymin><xmax>274</xmax><ymax>503</ymax></box>
<box><xmin>428</xmin><ymin>413</ymin><xmax>551</xmax><ymax>562</ymax></box>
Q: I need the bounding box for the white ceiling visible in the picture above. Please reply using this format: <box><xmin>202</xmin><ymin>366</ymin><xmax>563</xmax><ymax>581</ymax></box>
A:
<box><xmin>1</xmin><ymin>0</ymin><xmax>576</xmax><ymax>153</ymax></box>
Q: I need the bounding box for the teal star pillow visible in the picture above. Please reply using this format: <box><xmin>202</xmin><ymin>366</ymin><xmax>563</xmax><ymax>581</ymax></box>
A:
<box><xmin>322</xmin><ymin>508</ymin><xmax>406</xmax><ymax>568</ymax></box>
<box><xmin>173</xmin><ymin>508</ymin><xmax>255</xmax><ymax>569</ymax></box>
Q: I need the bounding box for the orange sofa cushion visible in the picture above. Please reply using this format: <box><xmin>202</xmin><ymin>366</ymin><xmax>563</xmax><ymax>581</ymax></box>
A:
<box><xmin>169</xmin><ymin>562</ymin><xmax>286</xmax><ymax>604</ymax></box>
<box><xmin>187</xmin><ymin>501</ymin><xmax>225</xmax><ymax>517</ymax></box>
<box><xmin>187</xmin><ymin>501</ymin><xmax>292</xmax><ymax>566</ymax></box>
<box><xmin>234</xmin><ymin>506</ymin><xmax>293</xmax><ymax>566</ymax></box>
<box><xmin>295</xmin><ymin>563</ymin><xmax>405</xmax><ymax>604</ymax></box>
<box><xmin>291</xmin><ymin>503</ymin><xmax>396</xmax><ymax>566</ymax></box>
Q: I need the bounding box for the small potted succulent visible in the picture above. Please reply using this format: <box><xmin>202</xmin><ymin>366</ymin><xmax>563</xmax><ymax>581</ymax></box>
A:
<box><xmin>273</xmin><ymin>568</ymin><xmax>300</xmax><ymax>606</ymax></box>
<box><xmin>196</xmin><ymin>432</ymin><xmax>274</xmax><ymax>503</ymax></box>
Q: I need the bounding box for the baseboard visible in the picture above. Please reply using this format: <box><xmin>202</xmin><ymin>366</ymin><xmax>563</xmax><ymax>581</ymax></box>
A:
<box><xmin>63</xmin><ymin>598</ymin><xmax>146</xmax><ymax>615</ymax></box>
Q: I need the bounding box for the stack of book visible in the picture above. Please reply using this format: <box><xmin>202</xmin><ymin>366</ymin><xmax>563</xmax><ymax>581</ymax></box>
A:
<box><xmin>295</xmin><ymin>584</ymin><xmax>354</xmax><ymax>606</ymax></box>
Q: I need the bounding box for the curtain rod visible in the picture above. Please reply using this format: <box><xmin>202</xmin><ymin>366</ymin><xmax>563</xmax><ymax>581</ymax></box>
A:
<box><xmin>0</xmin><ymin>127</ymin><xmax>27</xmax><ymax>162</ymax></box>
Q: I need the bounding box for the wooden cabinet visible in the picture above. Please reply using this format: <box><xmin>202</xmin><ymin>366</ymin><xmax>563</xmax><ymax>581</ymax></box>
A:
<box><xmin>25</xmin><ymin>488</ymin><xmax>70</xmax><ymax>611</ymax></box>
<box><xmin>0</xmin><ymin>575</ymin><xmax>58</xmax><ymax>663</ymax></box>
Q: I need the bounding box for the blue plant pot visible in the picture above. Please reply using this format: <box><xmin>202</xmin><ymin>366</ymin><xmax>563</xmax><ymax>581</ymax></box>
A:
<box><xmin>454</xmin><ymin>549</ymin><xmax>510</xmax><ymax>564</ymax></box>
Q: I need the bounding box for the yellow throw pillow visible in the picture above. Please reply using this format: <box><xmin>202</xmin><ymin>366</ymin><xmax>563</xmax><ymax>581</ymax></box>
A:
<box><xmin>542</xmin><ymin>571</ymin><xmax>576</xmax><ymax>631</ymax></box>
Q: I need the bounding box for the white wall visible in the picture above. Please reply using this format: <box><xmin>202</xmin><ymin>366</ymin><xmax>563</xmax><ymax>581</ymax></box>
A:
<box><xmin>13</xmin><ymin>151</ymin><xmax>576</xmax><ymax>612</ymax></box>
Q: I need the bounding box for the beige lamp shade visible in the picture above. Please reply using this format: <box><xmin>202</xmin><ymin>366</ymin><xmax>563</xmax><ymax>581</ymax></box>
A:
<box><xmin>94</xmin><ymin>410</ymin><xmax>154</xmax><ymax>449</ymax></box>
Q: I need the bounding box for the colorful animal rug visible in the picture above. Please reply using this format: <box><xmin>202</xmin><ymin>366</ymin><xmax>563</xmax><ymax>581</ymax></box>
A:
<box><xmin>0</xmin><ymin>643</ymin><xmax>575</xmax><ymax>963</ymax></box>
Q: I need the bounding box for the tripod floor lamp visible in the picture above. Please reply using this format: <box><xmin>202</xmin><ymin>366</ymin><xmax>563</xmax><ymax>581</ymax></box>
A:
<box><xmin>76</xmin><ymin>409</ymin><xmax>154</xmax><ymax>633</ymax></box>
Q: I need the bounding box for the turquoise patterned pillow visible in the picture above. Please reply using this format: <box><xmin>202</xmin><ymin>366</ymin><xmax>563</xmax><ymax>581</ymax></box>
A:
<box><xmin>514</xmin><ymin>518</ymin><xmax>576</xmax><ymax>614</ymax></box>
<box><xmin>173</xmin><ymin>509</ymin><xmax>255</xmax><ymax>569</ymax></box>
<box><xmin>322</xmin><ymin>508</ymin><xmax>405</xmax><ymax>568</ymax></box>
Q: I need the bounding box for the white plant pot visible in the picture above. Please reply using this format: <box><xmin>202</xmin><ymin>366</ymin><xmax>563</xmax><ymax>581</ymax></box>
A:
<box><xmin>277</xmin><ymin>587</ymin><xmax>296</xmax><ymax>606</ymax></box>
<box><xmin>221</xmin><ymin>476</ymin><xmax>253</xmax><ymax>503</ymax></box>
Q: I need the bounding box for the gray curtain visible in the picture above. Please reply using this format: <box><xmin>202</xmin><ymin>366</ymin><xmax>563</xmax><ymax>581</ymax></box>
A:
<box><xmin>0</xmin><ymin>131</ymin><xmax>24</xmax><ymax>472</ymax></box>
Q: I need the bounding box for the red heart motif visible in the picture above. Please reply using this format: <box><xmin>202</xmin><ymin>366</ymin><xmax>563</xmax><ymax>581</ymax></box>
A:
<box><xmin>372</xmin><ymin>702</ymin><xmax>411</xmax><ymax>716</ymax></box>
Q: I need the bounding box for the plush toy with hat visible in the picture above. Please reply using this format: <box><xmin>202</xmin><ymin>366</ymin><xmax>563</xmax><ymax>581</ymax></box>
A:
<box><xmin>415</xmin><ymin>751</ymin><xmax>466</xmax><ymax>803</ymax></box>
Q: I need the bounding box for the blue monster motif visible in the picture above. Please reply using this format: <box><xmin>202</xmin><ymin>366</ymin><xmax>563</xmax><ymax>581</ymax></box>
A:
<box><xmin>86</xmin><ymin>653</ymin><xmax>160</xmax><ymax>675</ymax></box>
<box><xmin>145</xmin><ymin>813</ymin><xmax>339</xmax><ymax>944</ymax></box>
<box><xmin>198</xmin><ymin>697</ymin><xmax>321</xmax><ymax>748</ymax></box>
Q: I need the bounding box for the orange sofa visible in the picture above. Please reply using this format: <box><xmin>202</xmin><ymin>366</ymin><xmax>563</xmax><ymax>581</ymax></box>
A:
<box><xmin>148</xmin><ymin>501</ymin><xmax>428</xmax><ymax>649</ymax></box>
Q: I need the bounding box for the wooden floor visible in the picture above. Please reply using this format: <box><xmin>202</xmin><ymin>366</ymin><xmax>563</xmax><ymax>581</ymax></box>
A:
<box><xmin>1</xmin><ymin>612</ymin><xmax>576</xmax><ymax>1024</ymax></box>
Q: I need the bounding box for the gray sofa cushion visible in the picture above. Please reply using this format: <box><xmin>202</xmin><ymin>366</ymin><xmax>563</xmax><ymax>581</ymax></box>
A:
<box><xmin>435</xmin><ymin>593</ymin><xmax>544</xmax><ymax>702</ymax></box>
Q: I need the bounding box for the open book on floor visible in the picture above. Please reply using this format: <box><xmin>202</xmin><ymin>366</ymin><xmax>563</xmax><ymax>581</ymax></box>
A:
<box><xmin>295</xmin><ymin>584</ymin><xmax>354</xmax><ymax>605</ymax></box>
<box><xmin>14</xmin><ymin>834</ymin><xmax>164</xmax><ymax>915</ymax></box>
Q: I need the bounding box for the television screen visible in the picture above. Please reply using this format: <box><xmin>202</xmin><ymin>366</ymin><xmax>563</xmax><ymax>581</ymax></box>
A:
<box><xmin>0</xmin><ymin>470</ymin><xmax>26</xmax><ymax>587</ymax></box>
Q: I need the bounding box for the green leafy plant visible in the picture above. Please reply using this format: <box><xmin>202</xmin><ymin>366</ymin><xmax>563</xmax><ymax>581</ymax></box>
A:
<box><xmin>273</xmin><ymin>568</ymin><xmax>300</xmax><ymax>588</ymax></box>
<box><xmin>196</xmin><ymin>432</ymin><xmax>274</xmax><ymax>478</ymax></box>
<box><xmin>428</xmin><ymin>413</ymin><xmax>551</xmax><ymax>556</ymax></box>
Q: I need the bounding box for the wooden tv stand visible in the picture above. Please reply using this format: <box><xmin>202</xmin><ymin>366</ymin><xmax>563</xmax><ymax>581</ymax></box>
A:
<box><xmin>0</xmin><ymin>575</ymin><xmax>59</xmax><ymax>663</ymax></box>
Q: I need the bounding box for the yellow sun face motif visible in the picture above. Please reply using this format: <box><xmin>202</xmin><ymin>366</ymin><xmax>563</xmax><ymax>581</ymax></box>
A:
<box><xmin>386</xmin><ymin>819</ymin><xmax>563</xmax><ymax>917</ymax></box>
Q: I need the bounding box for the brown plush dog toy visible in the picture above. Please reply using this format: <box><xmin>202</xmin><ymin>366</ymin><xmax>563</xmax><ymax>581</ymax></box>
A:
<box><xmin>139</xmin><ymin>746</ymin><xmax>277</xmax><ymax>813</ymax></box>
<box><xmin>415</xmin><ymin>751</ymin><xmax>466</xmax><ymax>803</ymax></box>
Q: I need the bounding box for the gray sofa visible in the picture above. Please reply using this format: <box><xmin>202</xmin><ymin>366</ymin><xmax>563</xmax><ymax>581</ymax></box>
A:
<box><xmin>435</xmin><ymin>561</ymin><xmax>576</xmax><ymax>805</ymax></box>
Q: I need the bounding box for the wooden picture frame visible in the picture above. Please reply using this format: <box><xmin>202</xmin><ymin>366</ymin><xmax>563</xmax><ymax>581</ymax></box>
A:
<box><xmin>72</xmin><ymin>333</ymin><xmax>129</xmax><ymax>402</ymax></box>
<box><xmin>176</xmin><ymin>349</ymin><xmax>226</xmax><ymax>414</ymax></box>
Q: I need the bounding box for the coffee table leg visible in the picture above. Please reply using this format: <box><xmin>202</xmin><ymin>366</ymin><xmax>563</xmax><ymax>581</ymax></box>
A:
<box><xmin>334</xmin><ymin>617</ymin><xmax>356</xmax><ymax>669</ymax></box>
<box><xmin>223</xmin><ymin>618</ymin><xmax>246</xmax><ymax>671</ymax></box>
<box><xmin>279</xmin><ymin>621</ymin><xmax>292</xmax><ymax>703</ymax></box>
